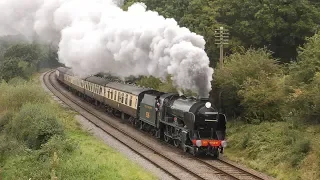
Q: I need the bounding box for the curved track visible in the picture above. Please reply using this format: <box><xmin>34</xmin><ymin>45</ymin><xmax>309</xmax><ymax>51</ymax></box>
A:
<box><xmin>43</xmin><ymin>70</ymin><xmax>274</xmax><ymax>180</ymax></box>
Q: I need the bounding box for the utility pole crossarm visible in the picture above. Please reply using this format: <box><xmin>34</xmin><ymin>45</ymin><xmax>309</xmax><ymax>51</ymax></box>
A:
<box><xmin>214</xmin><ymin>26</ymin><xmax>229</xmax><ymax>68</ymax></box>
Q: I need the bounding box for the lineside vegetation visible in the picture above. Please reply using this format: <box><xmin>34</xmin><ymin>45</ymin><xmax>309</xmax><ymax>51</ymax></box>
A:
<box><xmin>0</xmin><ymin>76</ymin><xmax>156</xmax><ymax>180</ymax></box>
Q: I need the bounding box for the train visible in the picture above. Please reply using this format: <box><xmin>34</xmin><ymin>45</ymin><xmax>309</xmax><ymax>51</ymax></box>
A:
<box><xmin>55</xmin><ymin>67</ymin><xmax>227</xmax><ymax>157</ymax></box>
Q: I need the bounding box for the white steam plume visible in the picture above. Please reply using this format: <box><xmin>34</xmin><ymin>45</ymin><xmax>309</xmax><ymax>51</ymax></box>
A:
<box><xmin>0</xmin><ymin>0</ymin><xmax>213</xmax><ymax>97</ymax></box>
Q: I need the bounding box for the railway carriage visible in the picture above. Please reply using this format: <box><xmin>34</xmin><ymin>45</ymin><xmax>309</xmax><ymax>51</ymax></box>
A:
<box><xmin>84</xmin><ymin>76</ymin><xmax>109</xmax><ymax>105</ymax></box>
<box><xmin>55</xmin><ymin>67</ymin><xmax>227</xmax><ymax>157</ymax></box>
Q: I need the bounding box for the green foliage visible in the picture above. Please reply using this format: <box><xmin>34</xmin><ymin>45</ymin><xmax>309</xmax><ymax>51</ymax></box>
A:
<box><xmin>213</xmin><ymin>48</ymin><xmax>282</xmax><ymax>118</ymax></box>
<box><xmin>0</xmin><ymin>111</ymin><xmax>14</xmax><ymax>132</ymax></box>
<box><xmin>214</xmin><ymin>0</ymin><xmax>320</xmax><ymax>61</ymax></box>
<box><xmin>226</xmin><ymin>121</ymin><xmax>319</xmax><ymax>179</ymax></box>
<box><xmin>286</xmin><ymin>32</ymin><xmax>320</xmax><ymax>122</ymax></box>
<box><xmin>4</xmin><ymin>44</ymin><xmax>41</xmax><ymax>65</ymax></box>
<box><xmin>0</xmin><ymin>75</ymin><xmax>156</xmax><ymax>180</ymax></box>
<box><xmin>0</xmin><ymin>43</ymin><xmax>59</xmax><ymax>82</ymax></box>
<box><xmin>289</xmin><ymin>32</ymin><xmax>320</xmax><ymax>84</ymax></box>
<box><xmin>136</xmin><ymin>75</ymin><xmax>197</xmax><ymax>96</ymax></box>
<box><xmin>238</xmin><ymin>76</ymin><xmax>286</xmax><ymax>122</ymax></box>
<box><xmin>0</xmin><ymin>57</ymin><xmax>26</xmax><ymax>81</ymax></box>
<box><xmin>0</xmin><ymin>134</ymin><xmax>24</xmax><ymax>163</ymax></box>
<box><xmin>5</xmin><ymin>103</ymin><xmax>64</xmax><ymax>150</ymax></box>
<box><xmin>136</xmin><ymin>76</ymin><xmax>162</xmax><ymax>89</ymax></box>
<box><xmin>288</xmin><ymin>73</ymin><xmax>320</xmax><ymax>122</ymax></box>
<box><xmin>0</xmin><ymin>79</ymin><xmax>49</xmax><ymax>111</ymax></box>
<box><xmin>123</xmin><ymin>0</ymin><xmax>320</xmax><ymax>63</ymax></box>
<box><xmin>136</xmin><ymin>75</ymin><xmax>178</xmax><ymax>93</ymax></box>
<box><xmin>37</xmin><ymin>135</ymin><xmax>76</xmax><ymax>161</ymax></box>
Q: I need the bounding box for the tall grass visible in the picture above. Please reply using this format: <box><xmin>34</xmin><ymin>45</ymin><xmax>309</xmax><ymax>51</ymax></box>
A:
<box><xmin>0</xmin><ymin>76</ymin><xmax>156</xmax><ymax>180</ymax></box>
<box><xmin>0</xmin><ymin>77</ymin><xmax>49</xmax><ymax>111</ymax></box>
<box><xmin>225</xmin><ymin>120</ymin><xmax>320</xmax><ymax>180</ymax></box>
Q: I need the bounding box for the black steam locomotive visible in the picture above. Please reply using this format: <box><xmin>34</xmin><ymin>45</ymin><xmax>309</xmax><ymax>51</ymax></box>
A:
<box><xmin>56</xmin><ymin>67</ymin><xmax>227</xmax><ymax>157</ymax></box>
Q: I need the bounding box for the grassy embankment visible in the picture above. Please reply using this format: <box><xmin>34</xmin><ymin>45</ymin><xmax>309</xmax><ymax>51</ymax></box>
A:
<box><xmin>225</xmin><ymin>120</ymin><xmax>320</xmax><ymax>180</ymax></box>
<box><xmin>0</xmin><ymin>74</ymin><xmax>156</xmax><ymax>180</ymax></box>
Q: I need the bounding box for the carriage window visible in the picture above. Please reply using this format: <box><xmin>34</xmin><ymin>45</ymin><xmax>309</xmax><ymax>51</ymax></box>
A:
<box><xmin>135</xmin><ymin>97</ymin><xmax>138</xmax><ymax>108</ymax></box>
<box><xmin>121</xmin><ymin>93</ymin><xmax>124</xmax><ymax>103</ymax></box>
<box><xmin>113</xmin><ymin>91</ymin><xmax>116</xmax><ymax>100</ymax></box>
<box><xmin>118</xmin><ymin>92</ymin><xmax>120</xmax><ymax>102</ymax></box>
<box><xmin>129</xmin><ymin>96</ymin><xmax>132</xmax><ymax>106</ymax></box>
<box><xmin>125</xmin><ymin>94</ymin><xmax>128</xmax><ymax>105</ymax></box>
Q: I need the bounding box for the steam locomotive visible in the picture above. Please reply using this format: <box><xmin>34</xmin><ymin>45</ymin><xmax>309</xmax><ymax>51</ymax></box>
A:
<box><xmin>56</xmin><ymin>67</ymin><xmax>227</xmax><ymax>157</ymax></box>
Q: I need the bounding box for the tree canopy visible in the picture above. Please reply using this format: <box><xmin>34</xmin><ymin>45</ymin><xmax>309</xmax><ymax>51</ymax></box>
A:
<box><xmin>124</xmin><ymin>0</ymin><xmax>320</xmax><ymax>64</ymax></box>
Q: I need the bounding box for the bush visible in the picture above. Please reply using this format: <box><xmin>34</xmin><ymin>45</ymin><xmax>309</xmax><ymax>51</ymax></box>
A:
<box><xmin>6</xmin><ymin>103</ymin><xmax>64</xmax><ymax>150</ymax></box>
<box><xmin>0</xmin><ymin>111</ymin><xmax>14</xmax><ymax>132</ymax></box>
<box><xmin>0</xmin><ymin>135</ymin><xmax>24</xmax><ymax>162</ymax></box>
<box><xmin>213</xmin><ymin>48</ymin><xmax>283</xmax><ymax>118</ymax></box>
<box><xmin>238</xmin><ymin>76</ymin><xmax>286</xmax><ymax>122</ymax></box>
<box><xmin>0</xmin><ymin>80</ymin><xmax>49</xmax><ymax>111</ymax></box>
<box><xmin>288</xmin><ymin>32</ymin><xmax>320</xmax><ymax>85</ymax></box>
<box><xmin>37</xmin><ymin>135</ymin><xmax>76</xmax><ymax>161</ymax></box>
<box><xmin>288</xmin><ymin>73</ymin><xmax>320</xmax><ymax>123</ymax></box>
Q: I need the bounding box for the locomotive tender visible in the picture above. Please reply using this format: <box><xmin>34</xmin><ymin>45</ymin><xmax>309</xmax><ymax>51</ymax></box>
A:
<box><xmin>56</xmin><ymin>67</ymin><xmax>227</xmax><ymax>157</ymax></box>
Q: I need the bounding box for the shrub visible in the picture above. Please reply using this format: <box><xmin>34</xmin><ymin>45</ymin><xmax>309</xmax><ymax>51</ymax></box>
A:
<box><xmin>38</xmin><ymin>135</ymin><xmax>76</xmax><ymax>160</ymax></box>
<box><xmin>213</xmin><ymin>48</ymin><xmax>283</xmax><ymax>117</ymax></box>
<box><xmin>290</xmin><ymin>139</ymin><xmax>311</xmax><ymax>167</ymax></box>
<box><xmin>238</xmin><ymin>76</ymin><xmax>286</xmax><ymax>122</ymax></box>
<box><xmin>6</xmin><ymin>103</ymin><xmax>64</xmax><ymax>150</ymax></box>
<box><xmin>287</xmin><ymin>72</ymin><xmax>320</xmax><ymax>123</ymax></box>
<box><xmin>0</xmin><ymin>111</ymin><xmax>14</xmax><ymax>132</ymax></box>
<box><xmin>0</xmin><ymin>135</ymin><xmax>24</xmax><ymax>162</ymax></box>
<box><xmin>288</xmin><ymin>32</ymin><xmax>320</xmax><ymax>85</ymax></box>
<box><xmin>0</xmin><ymin>80</ymin><xmax>49</xmax><ymax>111</ymax></box>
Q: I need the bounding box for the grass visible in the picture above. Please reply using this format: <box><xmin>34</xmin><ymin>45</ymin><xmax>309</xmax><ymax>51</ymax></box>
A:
<box><xmin>224</xmin><ymin>120</ymin><xmax>320</xmax><ymax>180</ymax></box>
<box><xmin>0</xmin><ymin>74</ymin><xmax>156</xmax><ymax>180</ymax></box>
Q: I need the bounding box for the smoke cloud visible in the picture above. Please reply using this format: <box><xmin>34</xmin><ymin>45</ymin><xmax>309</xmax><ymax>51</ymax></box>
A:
<box><xmin>0</xmin><ymin>0</ymin><xmax>213</xmax><ymax>97</ymax></box>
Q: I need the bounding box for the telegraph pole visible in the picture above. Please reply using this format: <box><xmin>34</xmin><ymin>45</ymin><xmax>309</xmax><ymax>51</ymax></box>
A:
<box><xmin>215</xmin><ymin>27</ymin><xmax>229</xmax><ymax>68</ymax></box>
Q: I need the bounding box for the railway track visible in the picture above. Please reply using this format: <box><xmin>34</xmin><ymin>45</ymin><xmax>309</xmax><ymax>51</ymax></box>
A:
<box><xmin>198</xmin><ymin>158</ymin><xmax>267</xmax><ymax>180</ymax></box>
<box><xmin>43</xmin><ymin>69</ymin><xmax>273</xmax><ymax>180</ymax></box>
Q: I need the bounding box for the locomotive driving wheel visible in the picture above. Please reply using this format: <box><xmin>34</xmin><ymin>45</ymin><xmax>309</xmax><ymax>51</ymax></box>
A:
<box><xmin>164</xmin><ymin>133</ymin><xmax>170</xmax><ymax>142</ymax></box>
<box><xmin>173</xmin><ymin>129</ymin><xmax>182</xmax><ymax>147</ymax></box>
<box><xmin>173</xmin><ymin>139</ymin><xmax>180</xmax><ymax>147</ymax></box>
<box><xmin>164</xmin><ymin>126</ymin><xmax>171</xmax><ymax>143</ymax></box>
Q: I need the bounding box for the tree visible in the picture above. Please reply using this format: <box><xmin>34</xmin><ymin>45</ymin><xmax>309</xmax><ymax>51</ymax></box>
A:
<box><xmin>288</xmin><ymin>31</ymin><xmax>320</xmax><ymax>84</ymax></box>
<box><xmin>212</xmin><ymin>48</ymin><xmax>282</xmax><ymax>117</ymax></box>
<box><xmin>0</xmin><ymin>57</ymin><xmax>25</xmax><ymax>82</ymax></box>
<box><xmin>286</xmin><ymin>31</ymin><xmax>320</xmax><ymax>123</ymax></box>
<box><xmin>4</xmin><ymin>44</ymin><xmax>41</xmax><ymax>68</ymax></box>
<box><xmin>214</xmin><ymin>0</ymin><xmax>320</xmax><ymax>62</ymax></box>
